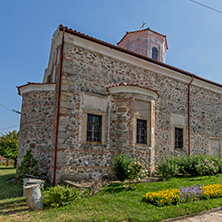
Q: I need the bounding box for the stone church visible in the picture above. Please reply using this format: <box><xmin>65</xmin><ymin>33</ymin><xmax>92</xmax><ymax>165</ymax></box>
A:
<box><xmin>17</xmin><ymin>25</ymin><xmax>222</xmax><ymax>184</ymax></box>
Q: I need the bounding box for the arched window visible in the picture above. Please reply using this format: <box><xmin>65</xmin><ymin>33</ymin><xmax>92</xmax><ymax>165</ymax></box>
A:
<box><xmin>152</xmin><ymin>47</ymin><xmax>158</xmax><ymax>60</ymax></box>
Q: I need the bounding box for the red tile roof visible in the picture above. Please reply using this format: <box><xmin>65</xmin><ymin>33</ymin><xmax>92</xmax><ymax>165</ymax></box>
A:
<box><xmin>117</xmin><ymin>28</ymin><xmax>168</xmax><ymax>49</ymax></box>
<box><xmin>59</xmin><ymin>25</ymin><xmax>221</xmax><ymax>88</ymax></box>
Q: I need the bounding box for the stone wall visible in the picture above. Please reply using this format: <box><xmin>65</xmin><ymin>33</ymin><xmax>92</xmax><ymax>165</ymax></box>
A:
<box><xmin>52</xmin><ymin>33</ymin><xmax>221</xmax><ymax>183</ymax></box>
<box><xmin>19</xmin><ymin>30</ymin><xmax>221</xmax><ymax>183</ymax></box>
<box><xmin>190</xmin><ymin>86</ymin><xmax>222</xmax><ymax>155</ymax></box>
<box><xmin>18</xmin><ymin>90</ymin><xmax>55</xmax><ymax>178</ymax></box>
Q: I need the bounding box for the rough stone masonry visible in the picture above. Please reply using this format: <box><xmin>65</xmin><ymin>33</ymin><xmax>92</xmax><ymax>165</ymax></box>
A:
<box><xmin>17</xmin><ymin>25</ymin><xmax>222</xmax><ymax>184</ymax></box>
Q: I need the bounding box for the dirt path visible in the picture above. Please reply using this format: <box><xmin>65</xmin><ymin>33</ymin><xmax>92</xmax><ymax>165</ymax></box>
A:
<box><xmin>163</xmin><ymin>207</ymin><xmax>222</xmax><ymax>222</ymax></box>
<box><xmin>176</xmin><ymin>210</ymin><xmax>222</xmax><ymax>222</ymax></box>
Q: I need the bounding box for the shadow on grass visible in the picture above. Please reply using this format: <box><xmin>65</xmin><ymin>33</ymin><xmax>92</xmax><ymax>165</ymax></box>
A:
<box><xmin>0</xmin><ymin>199</ymin><xmax>29</xmax><ymax>215</ymax></box>
<box><xmin>101</xmin><ymin>183</ymin><xmax>136</xmax><ymax>194</ymax></box>
<box><xmin>0</xmin><ymin>173</ymin><xmax>23</xmax><ymax>201</ymax></box>
<box><xmin>158</xmin><ymin>175</ymin><xmax>215</xmax><ymax>182</ymax></box>
<box><xmin>0</xmin><ymin>173</ymin><xmax>16</xmax><ymax>181</ymax></box>
<box><xmin>186</xmin><ymin>177</ymin><xmax>204</xmax><ymax>182</ymax></box>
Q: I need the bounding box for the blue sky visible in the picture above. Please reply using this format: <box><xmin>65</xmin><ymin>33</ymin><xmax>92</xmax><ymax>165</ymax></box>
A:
<box><xmin>0</xmin><ymin>0</ymin><xmax>221</xmax><ymax>134</ymax></box>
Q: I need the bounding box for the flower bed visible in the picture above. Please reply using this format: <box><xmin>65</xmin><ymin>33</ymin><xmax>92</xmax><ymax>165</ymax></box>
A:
<box><xmin>143</xmin><ymin>183</ymin><xmax>222</xmax><ymax>207</ymax></box>
<box><xmin>143</xmin><ymin>189</ymin><xmax>179</xmax><ymax>207</ymax></box>
<box><xmin>202</xmin><ymin>184</ymin><xmax>222</xmax><ymax>199</ymax></box>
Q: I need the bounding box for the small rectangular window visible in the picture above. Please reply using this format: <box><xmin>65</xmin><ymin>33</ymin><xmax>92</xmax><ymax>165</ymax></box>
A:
<box><xmin>175</xmin><ymin>128</ymin><xmax>183</xmax><ymax>149</ymax></box>
<box><xmin>87</xmin><ymin>114</ymin><xmax>102</xmax><ymax>142</ymax></box>
<box><xmin>136</xmin><ymin>119</ymin><xmax>147</xmax><ymax>144</ymax></box>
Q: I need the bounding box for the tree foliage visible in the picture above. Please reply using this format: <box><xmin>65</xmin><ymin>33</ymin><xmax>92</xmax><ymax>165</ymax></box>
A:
<box><xmin>17</xmin><ymin>149</ymin><xmax>39</xmax><ymax>180</ymax></box>
<box><xmin>0</xmin><ymin>130</ymin><xmax>18</xmax><ymax>167</ymax></box>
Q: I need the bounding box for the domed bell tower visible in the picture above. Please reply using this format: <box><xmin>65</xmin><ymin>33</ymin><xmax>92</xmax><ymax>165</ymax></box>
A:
<box><xmin>117</xmin><ymin>27</ymin><xmax>168</xmax><ymax>63</ymax></box>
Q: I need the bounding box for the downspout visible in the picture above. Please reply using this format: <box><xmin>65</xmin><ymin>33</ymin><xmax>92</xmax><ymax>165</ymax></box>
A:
<box><xmin>188</xmin><ymin>76</ymin><xmax>194</xmax><ymax>156</ymax></box>
<box><xmin>53</xmin><ymin>28</ymin><xmax>65</xmax><ymax>186</ymax></box>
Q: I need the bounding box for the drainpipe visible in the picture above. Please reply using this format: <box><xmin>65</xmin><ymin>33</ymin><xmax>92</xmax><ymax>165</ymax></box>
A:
<box><xmin>53</xmin><ymin>28</ymin><xmax>65</xmax><ymax>186</ymax></box>
<box><xmin>188</xmin><ymin>76</ymin><xmax>194</xmax><ymax>156</ymax></box>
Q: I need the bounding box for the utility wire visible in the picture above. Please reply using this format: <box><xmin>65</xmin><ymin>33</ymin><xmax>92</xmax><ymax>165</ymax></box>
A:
<box><xmin>0</xmin><ymin>104</ymin><xmax>14</xmax><ymax>113</ymax></box>
<box><xmin>0</xmin><ymin>125</ymin><xmax>19</xmax><ymax>132</ymax></box>
<box><xmin>0</xmin><ymin>104</ymin><xmax>21</xmax><ymax>114</ymax></box>
<box><xmin>0</xmin><ymin>104</ymin><xmax>20</xmax><ymax>132</ymax></box>
<box><xmin>189</xmin><ymin>0</ymin><xmax>222</xmax><ymax>14</ymax></box>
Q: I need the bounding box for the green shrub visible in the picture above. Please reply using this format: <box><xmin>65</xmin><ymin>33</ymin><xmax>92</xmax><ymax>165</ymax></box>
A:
<box><xmin>111</xmin><ymin>154</ymin><xmax>146</xmax><ymax>182</ymax></box>
<box><xmin>177</xmin><ymin>155</ymin><xmax>193</xmax><ymax>175</ymax></box>
<box><xmin>209</xmin><ymin>156</ymin><xmax>222</xmax><ymax>173</ymax></box>
<box><xmin>176</xmin><ymin>155</ymin><xmax>200</xmax><ymax>176</ymax></box>
<box><xmin>189</xmin><ymin>155</ymin><xmax>206</xmax><ymax>176</ymax></box>
<box><xmin>127</xmin><ymin>161</ymin><xmax>143</xmax><ymax>181</ymax></box>
<box><xmin>42</xmin><ymin>185</ymin><xmax>80</xmax><ymax>207</ymax></box>
<box><xmin>17</xmin><ymin>149</ymin><xmax>39</xmax><ymax>180</ymax></box>
<box><xmin>178</xmin><ymin>155</ymin><xmax>219</xmax><ymax>176</ymax></box>
<box><xmin>112</xmin><ymin>154</ymin><xmax>133</xmax><ymax>182</ymax></box>
<box><xmin>157</xmin><ymin>156</ymin><xmax>179</xmax><ymax>180</ymax></box>
<box><xmin>194</xmin><ymin>158</ymin><xmax>219</xmax><ymax>176</ymax></box>
<box><xmin>159</xmin><ymin>154</ymin><xmax>221</xmax><ymax>179</ymax></box>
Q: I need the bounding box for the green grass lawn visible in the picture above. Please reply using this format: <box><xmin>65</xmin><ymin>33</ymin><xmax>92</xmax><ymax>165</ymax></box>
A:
<box><xmin>1</xmin><ymin>167</ymin><xmax>222</xmax><ymax>221</ymax></box>
<box><xmin>0</xmin><ymin>167</ymin><xmax>23</xmax><ymax>200</ymax></box>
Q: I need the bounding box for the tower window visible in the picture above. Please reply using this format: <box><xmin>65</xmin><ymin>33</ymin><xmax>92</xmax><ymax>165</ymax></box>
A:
<box><xmin>136</xmin><ymin>119</ymin><xmax>147</xmax><ymax>144</ymax></box>
<box><xmin>87</xmin><ymin>114</ymin><xmax>102</xmax><ymax>142</ymax></box>
<box><xmin>152</xmin><ymin>47</ymin><xmax>158</xmax><ymax>60</ymax></box>
<box><xmin>175</xmin><ymin>127</ymin><xmax>183</xmax><ymax>149</ymax></box>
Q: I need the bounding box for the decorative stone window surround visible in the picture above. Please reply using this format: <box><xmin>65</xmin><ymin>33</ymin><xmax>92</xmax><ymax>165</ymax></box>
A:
<box><xmin>82</xmin><ymin>109</ymin><xmax>106</xmax><ymax>145</ymax></box>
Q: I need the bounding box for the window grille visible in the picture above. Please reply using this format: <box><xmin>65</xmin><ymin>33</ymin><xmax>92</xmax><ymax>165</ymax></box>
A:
<box><xmin>136</xmin><ymin>119</ymin><xmax>147</xmax><ymax>144</ymax></box>
<box><xmin>152</xmin><ymin>47</ymin><xmax>158</xmax><ymax>60</ymax></box>
<box><xmin>175</xmin><ymin>128</ymin><xmax>183</xmax><ymax>148</ymax></box>
<box><xmin>87</xmin><ymin>114</ymin><xmax>102</xmax><ymax>142</ymax></box>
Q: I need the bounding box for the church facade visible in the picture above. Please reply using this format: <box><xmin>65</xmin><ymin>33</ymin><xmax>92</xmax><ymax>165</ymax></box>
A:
<box><xmin>17</xmin><ymin>25</ymin><xmax>222</xmax><ymax>184</ymax></box>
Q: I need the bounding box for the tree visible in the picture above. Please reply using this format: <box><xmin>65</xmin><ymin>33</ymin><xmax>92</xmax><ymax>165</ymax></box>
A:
<box><xmin>0</xmin><ymin>130</ymin><xmax>18</xmax><ymax>168</ymax></box>
<box><xmin>17</xmin><ymin>149</ymin><xmax>39</xmax><ymax>180</ymax></box>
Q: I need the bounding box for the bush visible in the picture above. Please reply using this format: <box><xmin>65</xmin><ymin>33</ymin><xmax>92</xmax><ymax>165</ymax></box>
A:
<box><xmin>17</xmin><ymin>149</ymin><xmax>39</xmax><ymax>180</ymax></box>
<box><xmin>127</xmin><ymin>161</ymin><xmax>143</xmax><ymax>181</ymax></box>
<box><xmin>209</xmin><ymin>156</ymin><xmax>222</xmax><ymax>173</ymax></box>
<box><xmin>190</xmin><ymin>155</ymin><xmax>206</xmax><ymax>176</ymax></box>
<box><xmin>112</xmin><ymin>154</ymin><xmax>133</xmax><ymax>182</ymax></box>
<box><xmin>176</xmin><ymin>155</ymin><xmax>193</xmax><ymax>175</ymax></box>
<box><xmin>157</xmin><ymin>156</ymin><xmax>179</xmax><ymax>180</ymax></box>
<box><xmin>195</xmin><ymin>158</ymin><xmax>219</xmax><ymax>176</ymax></box>
<box><xmin>111</xmin><ymin>154</ymin><xmax>147</xmax><ymax>182</ymax></box>
<box><xmin>159</xmin><ymin>154</ymin><xmax>221</xmax><ymax>179</ymax></box>
<box><xmin>178</xmin><ymin>155</ymin><xmax>219</xmax><ymax>176</ymax></box>
<box><xmin>43</xmin><ymin>185</ymin><xmax>80</xmax><ymax>207</ymax></box>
